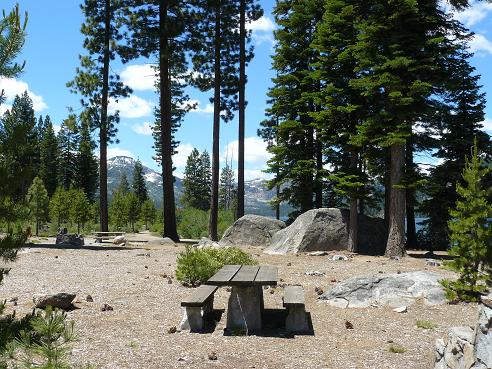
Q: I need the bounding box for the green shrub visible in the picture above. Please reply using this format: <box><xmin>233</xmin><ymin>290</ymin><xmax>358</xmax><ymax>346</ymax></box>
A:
<box><xmin>177</xmin><ymin>208</ymin><xmax>209</xmax><ymax>239</ymax></box>
<box><xmin>176</xmin><ymin>246</ymin><xmax>257</xmax><ymax>286</ymax></box>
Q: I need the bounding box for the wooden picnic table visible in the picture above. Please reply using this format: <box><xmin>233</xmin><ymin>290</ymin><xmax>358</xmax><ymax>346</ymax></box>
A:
<box><xmin>207</xmin><ymin>264</ymin><xmax>278</xmax><ymax>334</ymax></box>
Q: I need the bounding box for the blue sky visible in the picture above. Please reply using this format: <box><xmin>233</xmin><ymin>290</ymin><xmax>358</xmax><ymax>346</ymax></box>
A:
<box><xmin>1</xmin><ymin>0</ymin><xmax>491</xmax><ymax>179</ymax></box>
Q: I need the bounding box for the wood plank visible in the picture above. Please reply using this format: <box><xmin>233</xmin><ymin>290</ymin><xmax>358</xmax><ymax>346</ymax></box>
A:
<box><xmin>207</xmin><ymin>265</ymin><xmax>241</xmax><ymax>286</ymax></box>
<box><xmin>181</xmin><ymin>285</ymin><xmax>218</xmax><ymax>307</ymax></box>
<box><xmin>283</xmin><ymin>285</ymin><xmax>305</xmax><ymax>307</ymax></box>
<box><xmin>230</xmin><ymin>265</ymin><xmax>260</xmax><ymax>286</ymax></box>
<box><xmin>255</xmin><ymin>265</ymin><xmax>278</xmax><ymax>285</ymax></box>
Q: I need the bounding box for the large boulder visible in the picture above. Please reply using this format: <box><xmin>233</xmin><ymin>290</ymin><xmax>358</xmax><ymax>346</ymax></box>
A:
<box><xmin>319</xmin><ymin>271</ymin><xmax>446</xmax><ymax>308</ymax></box>
<box><xmin>264</xmin><ymin>208</ymin><xmax>386</xmax><ymax>255</ymax></box>
<box><xmin>219</xmin><ymin>214</ymin><xmax>286</xmax><ymax>248</ymax></box>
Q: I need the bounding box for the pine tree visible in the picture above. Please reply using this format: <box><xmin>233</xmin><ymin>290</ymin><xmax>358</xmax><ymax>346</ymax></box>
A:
<box><xmin>132</xmin><ymin>159</ymin><xmax>148</xmax><ymax>204</ymax></box>
<box><xmin>140</xmin><ymin>199</ymin><xmax>156</xmax><ymax>230</ymax></box>
<box><xmin>39</xmin><ymin>115</ymin><xmax>59</xmax><ymax>197</ymax></box>
<box><xmin>261</xmin><ymin>0</ymin><xmax>325</xmax><ymax>220</ymax></box>
<box><xmin>441</xmin><ymin>140</ymin><xmax>492</xmax><ymax>302</ymax></box>
<box><xmin>117</xmin><ymin>173</ymin><xmax>130</xmax><ymax>195</ymax></box>
<box><xmin>70</xmin><ymin>189</ymin><xmax>91</xmax><ymax>234</ymax></box>
<box><xmin>0</xmin><ymin>4</ymin><xmax>27</xmax><ymax>104</ymax></box>
<box><xmin>57</xmin><ymin>114</ymin><xmax>79</xmax><ymax>191</ymax></box>
<box><xmin>26</xmin><ymin>177</ymin><xmax>49</xmax><ymax>236</ymax></box>
<box><xmin>109</xmin><ymin>190</ymin><xmax>127</xmax><ymax>230</ymax></box>
<box><xmin>219</xmin><ymin>163</ymin><xmax>236</xmax><ymax>211</ymax></box>
<box><xmin>50</xmin><ymin>187</ymin><xmax>70</xmax><ymax>228</ymax></box>
<box><xmin>118</xmin><ymin>0</ymin><xmax>193</xmax><ymax>242</ymax></box>
<box><xmin>420</xmin><ymin>40</ymin><xmax>491</xmax><ymax>249</ymax></box>
<box><xmin>125</xmin><ymin>192</ymin><xmax>140</xmax><ymax>232</ymax></box>
<box><xmin>67</xmin><ymin>0</ymin><xmax>131</xmax><ymax>233</ymax></box>
<box><xmin>0</xmin><ymin>92</ymin><xmax>38</xmax><ymax>200</ymax></box>
<box><xmin>74</xmin><ymin>118</ymin><xmax>99</xmax><ymax>200</ymax></box>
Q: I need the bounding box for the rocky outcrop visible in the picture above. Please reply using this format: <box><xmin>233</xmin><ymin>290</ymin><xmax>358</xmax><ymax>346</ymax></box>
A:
<box><xmin>319</xmin><ymin>271</ymin><xmax>446</xmax><ymax>308</ymax></box>
<box><xmin>34</xmin><ymin>293</ymin><xmax>76</xmax><ymax>310</ymax></box>
<box><xmin>435</xmin><ymin>293</ymin><xmax>492</xmax><ymax>369</ymax></box>
<box><xmin>220</xmin><ymin>214</ymin><xmax>286</xmax><ymax>248</ymax></box>
<box><xmin>264</xmin><ymin>208</ymin><xmax>387</xmax><ymax>255</ymax></box>
<box><xmin>55</xmin><ymin>231</ymin><xmax>84</xmax><ymax>247</ymax></box>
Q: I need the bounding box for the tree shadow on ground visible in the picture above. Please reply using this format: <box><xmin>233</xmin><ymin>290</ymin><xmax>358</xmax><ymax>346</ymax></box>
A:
<box><xmin>24</xmin><ymin>243</ymin><xmax>143</xmax><ymax>251</ymax></box>
<box><xmin>406</xmin><ymin>250</ymin><xmax>454</xmax><ymax>260</ymax></box>
<box><xmin>222</xmin><ymin>309</ymin><xmax>314</xmax><ymax>338</ymax></box>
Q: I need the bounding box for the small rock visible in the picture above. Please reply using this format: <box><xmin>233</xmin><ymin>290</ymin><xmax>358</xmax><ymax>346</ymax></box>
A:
<box><xmin>168</xmin><ymin>326</ymin><xmax>177</xmax><ymax>334</ymax></box>
<box><xmin>345</xmin><ymin>320</ymin><xmax>354</xmax><ymax>329</ymax></box>
<box><xmin>9</xmin><ymin>297</ymin><xmax>18</xmax><ymax>306</ymax></box>
<box><xmin>315</xmin><ymin>287</ymin><xmax>324</xmax><ymax>295</ymax></box>
<box><xmin>305</xmin><ymin>271</ymin><xmax>325</xmax><ymax>277</ymax></box>
<box><xmin>309</xmin><ymin>251</ymin><xmax>328</xmax><ymax>256</ymax></box>
<box><xmin>378</xmin><ymin>271</ymin><xmax>384</xmax><ymax>274</ymax></box>
<box><xmin>331</xmin><ymin>255</ymin><xmax>348</xmax><ymax>261</ymax></box>
<box><xmin>269</xmin><ymin>289</ymin><xmax>275</xmax><ymax>295</ymax></box>
<box><xmin>393</xmin><ymin>306</ymin><xmax>408</xmax><ymax>313</ymax></box>
<box><xmin>425</xmin><ymin>259</ymin><xmax>442</xmax><ymax>267</ymax></box>
<box><xmin>34</xmin><ymin>293</ymin><xmax>76</xmax><ymax>310</ymax></box>
<box><xmin>167</xmin><ymin>278</ymin><xmax>172</xmax><ymax>284</ymax></box>
<box><xmin>208</xmin><ymin>352</ymin><xmax>218</xmax><ymax>361</ymax></box>
<box><xmin>330</xmin><ymin>278</ymin><xmax>337</xmax><ymax>283</ymax></box>
<box><xmin>279</xmin><ymin>278</ymin><xmax>284</xmax><ymax>282</ymax></box>
<box><xmin>113</xmin><ymin>235</ymin><xmax>126</xmax><ymax>245</ymax></box>
<box><xmin>389</xmin><ymin>256</ymin><xmax>400</xmax><ymax>261</ymax></box>
<box><xmin>287</xmin><ymin>262</ymin><xmax>292</xmax><ymax>266</ymax></box>
<box><xmin>86</xmin><ymin>295</ymin><xmax>94</xmax><ymax>302</ymax></box>
<box><xmin>100</xmin><ymin>303</ymin><xmax>113</xmax><ymax>311</ymax></box>
<box><xmin>387</xmin><ymin>339</ymin><xmax>394</xmax><ymax>343</ymax></box>
<box><xmin>144</xmin><ymin>276</ymin><xmax>150</xmax><ymax>279</ymax></box>
<box><xmin>54</xmin><ymin>255</ymin><xmax>59</xmax><ymax>259</ymax></box>
<box><xmin>144</xmin><ymin>265</ymin><xmax>148</xmax><ymax>269</ymax></box>
<box><xmin>397</xmin><ymin>270</ymin><xmax>401</xmax><ymax>274</ymax></box>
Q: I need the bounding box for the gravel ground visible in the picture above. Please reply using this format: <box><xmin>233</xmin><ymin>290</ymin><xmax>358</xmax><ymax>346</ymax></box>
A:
<box><xmin>0</xmin><ymin>234</ymin><xmax>478</xmax><ymax>369</ymax></box>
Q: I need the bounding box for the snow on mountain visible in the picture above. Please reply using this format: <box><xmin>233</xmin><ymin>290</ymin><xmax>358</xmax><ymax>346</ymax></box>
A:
<box><xmin>106</xmin><ymin>156</ymin><xmax>293</xmax><ymax>217</ymax></box>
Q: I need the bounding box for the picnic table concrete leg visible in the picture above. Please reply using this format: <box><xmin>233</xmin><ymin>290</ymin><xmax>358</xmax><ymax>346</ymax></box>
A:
<box><xmin>226</xmin><ymin>286</ymin><xmax>262</xmax><ymax>334</ymax></box>
<box><xmin>285</xmin><ymin>306</ymin><xmax>309</xmax><ymax>333</ymax></box>
<box><xmin>178</xmin><ymin>307</ymin><xmax>204</xmax><ymax>332</ymax></box>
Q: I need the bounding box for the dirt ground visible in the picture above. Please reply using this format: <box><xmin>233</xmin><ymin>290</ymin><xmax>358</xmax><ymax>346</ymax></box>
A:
<box><xmin>0</xmin><ymin>233</ymin><xmax>479</xmax><ymax>369</ymax></box>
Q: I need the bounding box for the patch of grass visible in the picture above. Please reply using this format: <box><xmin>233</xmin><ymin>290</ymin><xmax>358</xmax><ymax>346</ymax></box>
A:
<box><xmin>389</xmin><ymin>344</ymin><xmax>406</xmax><ymax>353</ymax></box>
<box><xmin>416</xmin><ymin>319</ymin><xmax>438</xmax><ymax>329</ymax></box>
<box><xmin>127</xmin><ymin>341</ymin><xmax>138</xmax><ymax>349</ymax></box>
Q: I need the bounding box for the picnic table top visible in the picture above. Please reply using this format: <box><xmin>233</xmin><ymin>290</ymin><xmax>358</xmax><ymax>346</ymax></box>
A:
<box><xmin>207</xmin><ymin>264</ymin><xmax>278</xmax><ymax>287</ymax></box>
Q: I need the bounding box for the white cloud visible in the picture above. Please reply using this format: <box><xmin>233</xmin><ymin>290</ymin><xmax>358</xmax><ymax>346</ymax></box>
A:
<box><xmin>247</xmin><ymin>16</ymin><xmax>275</xmax><ymax>32</ymax></box>
<box><xmin>53</xmin><ymin>124</ymin><xmax>61</xmax><ymax>134</ymax></box>
<box><xmin>107</xmin><ymin>147</ymin><xmax>135</xmax><ymax>159</ymax></box>
<box><xmin>454</xmin><ymin>1</ymin><xmax>492</xmax><ymax>27</ymax></box>
<box><xmin>481</xmin><ymin>118</ymin><xmax>492</xmax><ymax>131</ymax></box>
<box><xmin>0</xmin><ymin>104</ymin><xmax>11</xmax><ymax>116</ymax></box>
<box><xmin>108</xmin><ymin>95</ymin><xmax>153</xmax><ymax>118</ymax></box>
<box><xmin>243</xmin><ymin>169</ymin><xmax>272</xmax><ymax>181</ymax></box>
<box><xmin>120</xmin><ymin>64</ymin><xmax>157</xmax><ymax>91</ymax></box>
<box><xmin>173</xmin><ymin>143</ymin><xmax>195</xmax><ymax>168</ymax></box>
<box><xmin>469</xmin><ymin>34</ymin><xmax>492</xmax><ymax>55</ymax></box>
<box><xmin>222</xmin><ymin>136</ymin><xmax>271</xmax><ymax>164</ymax></box>
<box><xmin>132</xmin><ymin>121</ymin><xmax>153</xmax><ymax>136</ymax></box>
<box><xmin>186</xmin><ymin>99</ymin><xmax>214</xmax><ymax>114</ymax></box>
<box><xmin>0</xmin><ymin>77</ymin><xmax>47</xmax><ymax>112</ymax></box>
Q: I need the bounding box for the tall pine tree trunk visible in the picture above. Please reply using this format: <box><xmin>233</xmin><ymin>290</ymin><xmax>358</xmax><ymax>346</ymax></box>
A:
<box><xmin>384</xmin><ymin>148</ymin><xmax>391</xmax><ymax>230</ymax></box>
<box><xmin>209</xmin><ymin>0</ymin><xmax>221</xmax><ymax>241</ymax></box>
<box><xmin>99</xmin><ymin>0</ymin><xmax>111</xmax><ymax>232</ymax></box>
<box><xmin>405</xmin><ymin>138</ymin><xmax>417</xmax><ymax>248</ymax></box>
<box><xmin>160</xmin><ymin>0</ymin><xmax>179</xmax><ymax>241</ymax></box>
<box><xmin>348</xmin><ymin>148</ymin><xmax>358</xmax><ymax>252</ymax></box>
<box><xmin>315</xmin><ymin>131</ymin><xmax>323</xmax><ymax>208</ymax></box>
<box><xmin>236</xmin><ymin>0</ymin><xmax>245</xmax><ymax>220</ymax></box>
<box><xmin>385</xmin><ymin>143</ymin><xmax>406</xmax><ymax>257</ymax></box>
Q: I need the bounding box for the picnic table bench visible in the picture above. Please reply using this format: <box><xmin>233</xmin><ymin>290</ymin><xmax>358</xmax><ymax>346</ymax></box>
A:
<box><xmin>180</xmin><ymin>285</ymin><xmax>218</xmax><ymax>331</ymax></box>
<box><xmin>92</xmin><ymin>231</ymin><xmax>125</xmax><ymax>243</ymax></box>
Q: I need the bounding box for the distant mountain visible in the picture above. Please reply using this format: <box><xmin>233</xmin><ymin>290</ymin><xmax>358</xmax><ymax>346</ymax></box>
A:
<box><xmin>107</xmin><ymin>156</ymin><xmax>293</xmax><ymax>217</ymax></box>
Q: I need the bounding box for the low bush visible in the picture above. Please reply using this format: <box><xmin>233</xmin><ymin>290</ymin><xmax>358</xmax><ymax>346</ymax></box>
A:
<box><xmin>416</xmin><ymin>319</ymin><xmax>437</xmax><ymax>329</ymax></box>
<box><xmin>176</xmin><ymin>246</ymin><xmax>257</xmax><ymax>286</ymax></box>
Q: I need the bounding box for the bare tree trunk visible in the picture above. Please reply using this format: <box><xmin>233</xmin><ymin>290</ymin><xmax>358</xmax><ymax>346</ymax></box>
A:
<box><xmin>160</xmin><ymin>0</ymin><xmax>179</xmax><ymax>241</ymax></box>
<box><xmin>209</xmin><ymin>0</ymin><xmax>221</xmax><ymax>241</ymax></box>
<box><xmin>385</xmin><ymin>143</ymin><xmax>406</xmax><ymax>257</ymax></box>
<box><xmin>315</xmin><ymin>131</ymin><xmax>323</xmax><ymax>208</ymax></box>
<box><xmin>99</xmin><ymin>0</ymin><xmax>111</xmax><ymax>232</ymax></box>
<box><xmin>384</xmin><ymin>148</ymin><xmax>390</xmax><ymax>230</ymax></box>
<box><xmin>236</xmin><ymin>0</ymin><xmax>245</xmax><ymax>220</ymax></box>
<box><xmin>405</xmin><ymin>138</ymin><xmax>417</xmax><ymax>248</ymax></box>
<box><xmin>348</xmin><ymin>148</ymin><xmax>358</xmax><ymax>252</ymax></box>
